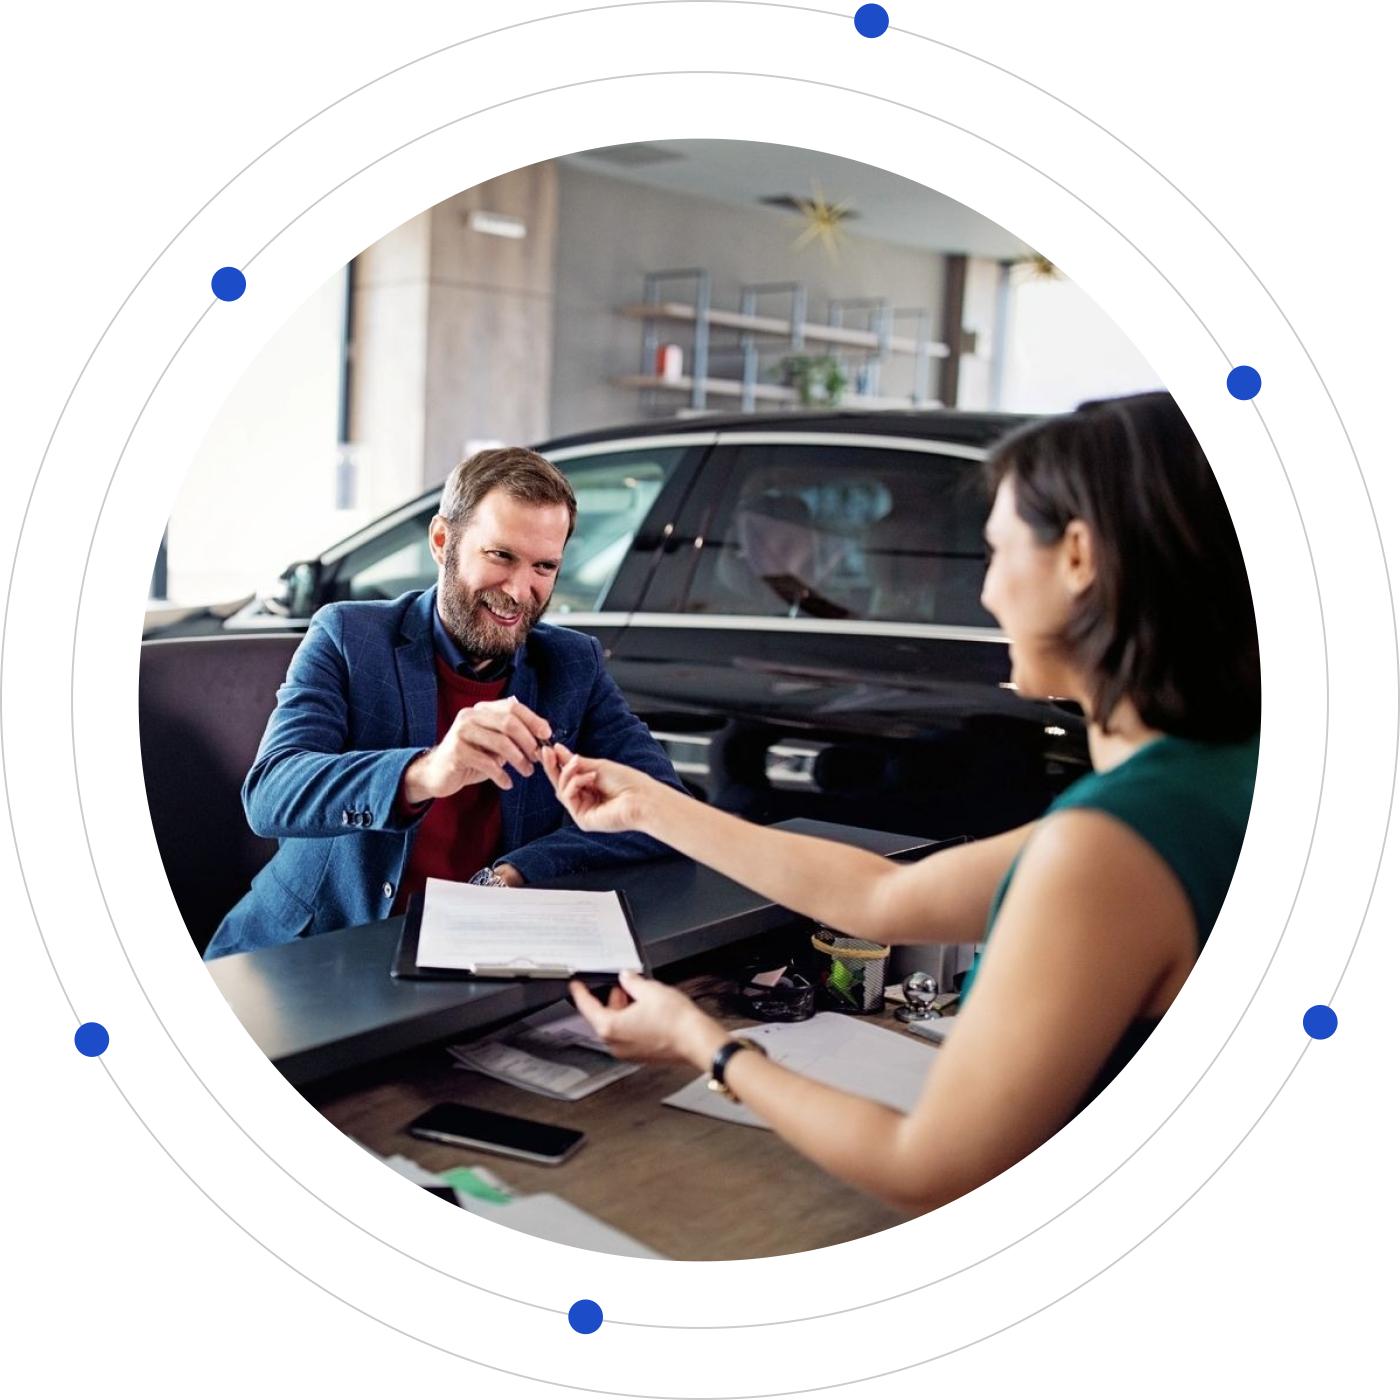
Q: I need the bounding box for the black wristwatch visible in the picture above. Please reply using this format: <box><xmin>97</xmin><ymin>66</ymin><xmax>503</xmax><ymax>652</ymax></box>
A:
<box><xmin>707</xmin><ymin>1036</ymin><xmax>769</xmax><ymax>1102</ymax></box>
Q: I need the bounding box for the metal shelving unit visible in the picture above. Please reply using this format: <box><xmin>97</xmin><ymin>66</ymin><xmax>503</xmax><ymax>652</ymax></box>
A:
<box><xmin>617</xmin><ymin>267</ymin><xmax>950</xmax><ymax>414</ymax></box>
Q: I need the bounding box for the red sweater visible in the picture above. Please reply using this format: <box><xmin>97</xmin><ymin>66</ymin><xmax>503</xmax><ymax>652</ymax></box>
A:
<box><xmin>392</xmin><ymin>657</ymin><xmax>508</xmax><ymax>914</ymax></box>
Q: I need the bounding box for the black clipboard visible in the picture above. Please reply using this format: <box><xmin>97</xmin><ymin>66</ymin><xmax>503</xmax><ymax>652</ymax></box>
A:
<box><xmin>391</xmin><ymin>889</ymin><xmax>650</xmax><ymax>983</ymax></box>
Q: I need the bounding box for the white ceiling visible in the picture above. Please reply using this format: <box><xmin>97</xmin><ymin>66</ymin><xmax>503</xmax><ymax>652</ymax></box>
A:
<box><xmin>562</xmin><ymin>139</ymin><xmax>1035</xmax><ymax>261</ymax></box>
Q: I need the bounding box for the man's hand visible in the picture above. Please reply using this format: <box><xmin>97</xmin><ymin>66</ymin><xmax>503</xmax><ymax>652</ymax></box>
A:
<box><xmin>401</xmin><ymin>697</ymin><xmax>553</xmax><ymax>803</ymax></box>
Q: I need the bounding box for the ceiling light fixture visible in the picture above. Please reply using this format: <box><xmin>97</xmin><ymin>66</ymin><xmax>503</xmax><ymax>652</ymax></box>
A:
<box><xmin>468</xmin><ymin>210</ymin><xmax>527</xmax><ymax>239</ymax></box>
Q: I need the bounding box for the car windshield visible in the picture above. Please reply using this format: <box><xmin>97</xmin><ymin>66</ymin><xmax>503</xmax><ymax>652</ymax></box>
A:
<box><xmin>320</xmin><ymin>445</ymin><xmax>688</xmax><ymax>615</ymax></box>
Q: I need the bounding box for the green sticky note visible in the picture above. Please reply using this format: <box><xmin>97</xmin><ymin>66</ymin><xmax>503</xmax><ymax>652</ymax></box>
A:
<box><xmin>828</xmin><ymin>961</ymin><xmax>857</xmax><ymax>1005</ymax></box>
<box><xmin>441</xmin><ymin>1167</ymin><xmax>514</xmax><ymax>1204</ymax></box>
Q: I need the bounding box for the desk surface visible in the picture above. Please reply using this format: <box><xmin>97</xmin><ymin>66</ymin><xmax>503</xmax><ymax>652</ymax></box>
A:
<box><xmin>209</xmin><ymin>819</ymin><xmax>941</xmax><ymax>1084</ymax></box>
<box><xmin>308</xmin><ymin>981</ymin><xmax>920</xmax><ymax>1260</ymax></box>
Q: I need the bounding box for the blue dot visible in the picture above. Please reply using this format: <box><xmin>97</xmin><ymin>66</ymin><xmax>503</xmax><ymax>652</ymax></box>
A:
<box><xmin>1226</xmin><ymin>364</ymin><xmax>1261</xmax><ymax>400</ymax></box>
<box><xmin>1302</xmin><ymin>1004</ymin><xmax>1337</xmax><ymax>1040</ymax></box>
<box><xmin>568</xmin><ymin>1299</ymin><xmax>603</xmax><ymax>1334</ymax></box>
<box><xmin>854</xmin><ymin>4</ymin><xmax>889</xmax><ymax>37</ymax></box>
<box><xmin>74</xmin><ymin>1022</ymin><xmax>110</xmax><ymax>1057</ymax></box>
<box><xmin>211</xmin><ymin>266</ymin><xmax>247</xmax><ymax>302</ymax></box>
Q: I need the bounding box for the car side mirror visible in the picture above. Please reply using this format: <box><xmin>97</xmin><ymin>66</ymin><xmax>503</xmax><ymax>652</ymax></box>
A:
<box><xmin>261</xmin><ymin>576</ymin><xmax>294</xmax><ymax>617</ymax></box>
<box><xmin>264</xmin><ymin>560</ymin><xmax>320</xmax><ymax>618</ymax></box>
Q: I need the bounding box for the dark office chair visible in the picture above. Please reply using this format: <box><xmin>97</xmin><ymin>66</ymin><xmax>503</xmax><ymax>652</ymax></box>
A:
<box><xmin>863</xmin><ymin>489</ymin><xmax>945</xmax><ymax>624</ymax></box>
<box><xmin>138</xmin><ymin>633</ymin><xmax>301</xmax><ymax>953</ymax></box>
<box><xmin>723</xmin><ymin>492</ymin><xmax>851</xmax><ymax>619</ymax></box>
<box><xmin>862</xmin><ymin>478</ymin><xmax>994</xmax><ymax>628</ymax></box>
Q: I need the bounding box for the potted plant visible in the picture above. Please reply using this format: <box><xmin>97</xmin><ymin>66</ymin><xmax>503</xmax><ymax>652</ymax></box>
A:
<box><xmin>777</xmin><ymin>354</ymin><xmax>848</xmax><ymax>407</ymax></box>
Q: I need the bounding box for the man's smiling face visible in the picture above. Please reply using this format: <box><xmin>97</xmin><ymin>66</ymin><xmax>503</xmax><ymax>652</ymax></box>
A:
<box><xmin>432</xmin><ymin>487</ymin><xmax>571</xmax><ymax>661</ymax></box>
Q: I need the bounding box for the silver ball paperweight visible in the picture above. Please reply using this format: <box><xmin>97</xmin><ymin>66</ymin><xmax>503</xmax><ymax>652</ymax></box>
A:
<box><xmin>896</xmin><ymin>970</ymin><xmax>940</xmax><ymax>1023</ymax></box>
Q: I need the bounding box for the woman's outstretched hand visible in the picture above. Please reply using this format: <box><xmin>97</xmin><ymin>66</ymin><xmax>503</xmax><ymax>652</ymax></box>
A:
<box><xmin>570</xmin><ymin>969</ymin><xmax>726</xmax><ymax>1069</ymax></box>
<box><xmin>541</xmin><ymin>743</ymin><xmax>659</xmax><ymax>833</ymax></box>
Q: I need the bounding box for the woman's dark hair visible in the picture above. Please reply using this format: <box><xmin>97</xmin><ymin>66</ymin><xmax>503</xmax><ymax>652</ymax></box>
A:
<box><xmin>985</xmin><ymin>391</ymin><xmax>1260</xmax><ymax>741</ymax></box>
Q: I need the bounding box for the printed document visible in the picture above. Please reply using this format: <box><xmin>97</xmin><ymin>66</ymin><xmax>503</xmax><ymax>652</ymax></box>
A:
<box><xmin>379</xmin><ymin>1151</ymin><xmax>663</xmax><ymax>1258</ymax></box>
<box><xmin>416</xmin><ymin>878</ymin><xmax>643</xmax><ymax>976</ymax></box>
<box><xmin>663</xmin><ymin>1013</ymin><xmax>937</xmax><ymax>1128</ymax></box>
<box><xmin>448</xmin><ymin>1004</ymin><xmax>641</xmax><ymax>1100</ymax></box>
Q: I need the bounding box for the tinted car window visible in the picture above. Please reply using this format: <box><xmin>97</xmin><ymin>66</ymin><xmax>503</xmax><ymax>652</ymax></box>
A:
<box><xmin>684</xmin><ymin>444</ymin><xmax>995</xmax><ymax>627</ymax></box>
<box><xmin>343</xmin><ymin>521</ymin><xmax>435</xmax><ymax>601</ymax></box>
<box><xmin>327</xmin><ymin>447</ymin><xmax>686</xmax><ymax>612</ymax></box>
<box><xmin>315</xmin><ymin>509</ymin><xmax>437</xmax><ymax>605</ymax></box>
<box><xmin>549</xmin><ymin>448</ymin><xmax>687</xmax><ymax>615</ymax></box>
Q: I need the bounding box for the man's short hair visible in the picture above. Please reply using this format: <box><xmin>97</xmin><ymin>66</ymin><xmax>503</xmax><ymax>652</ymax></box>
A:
<box><xmin>438</xmin><ymin>446</ymin><xmax>577</xmax><ymax>538</ymax></box>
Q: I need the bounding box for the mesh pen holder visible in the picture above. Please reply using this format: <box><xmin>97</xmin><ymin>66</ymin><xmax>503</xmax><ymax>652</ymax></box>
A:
<box><xmin>810</xmin><ymin>929</ymin><xmax>889</xmax><ymax>1014</ymax></box>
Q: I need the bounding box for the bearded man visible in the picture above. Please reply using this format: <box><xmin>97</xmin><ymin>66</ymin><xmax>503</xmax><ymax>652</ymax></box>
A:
<box><xmin>205</xmin><ymin>447</ymin><xmax>680</xmax><ymax>958</ymax></box>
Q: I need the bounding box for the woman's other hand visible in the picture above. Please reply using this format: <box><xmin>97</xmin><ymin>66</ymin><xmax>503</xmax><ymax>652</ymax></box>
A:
<box><xmin>570</xmin><ymin>969</ymin><xmax>727</xmax><ymax>1070</ymax></box>
<box><xmin>541</xmin><ymin>743</ymin><xmax>659</xmax><ymax>833</ymax></box>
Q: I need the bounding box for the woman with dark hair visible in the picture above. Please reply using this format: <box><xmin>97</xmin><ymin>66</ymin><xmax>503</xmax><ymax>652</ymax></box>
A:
<box><xmin>541</xmin><ymin>391</ymin><xmax>1259</xmax><ymax>1213</ymax></box>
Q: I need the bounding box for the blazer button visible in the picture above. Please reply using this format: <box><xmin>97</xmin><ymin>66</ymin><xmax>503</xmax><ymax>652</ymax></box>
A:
<box><xmin>362</xmin><ymin>809</ymin><xmax>373</xmax><ymax>826</ymax></box>
<box><xmin>382</xmin><ymin>882</ymin><xmax>394</xmax><ymax>899</ymax></box>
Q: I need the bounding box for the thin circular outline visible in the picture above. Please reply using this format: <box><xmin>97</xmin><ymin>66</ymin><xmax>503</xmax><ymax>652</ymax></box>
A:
<box><xmin>0</xmin><ymin>19</ymin><xmax>1360</xmax><ymax>1344</ymax></box>
<box><xmin>5</xmin><ymin>34</ymin><xmax>1375</xmax><ymax>1400</ymax></box>
<box><xmin>2</xmin><ymin>31</ymin><xmax>1355</xmax><ymax>1342</ymax></box>
<box><xmin>0</xmin><ymin>0</ymin><xmax>1388</xmax><ymax>1386</ymax></box>
<box><xmin>60</xmin><ymin>63</ymin><xmax>1336</xmax><ymax>1324</ymax></box>
<box><xmin>93</xmin><ymin>1035</ymin><xmax>1314</xmax><ymax>1399</ymax></box>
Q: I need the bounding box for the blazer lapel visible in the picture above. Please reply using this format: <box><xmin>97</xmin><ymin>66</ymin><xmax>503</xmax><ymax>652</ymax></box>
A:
<box><xmin>498</xmin><ymin>646</ymin><xmax>540</xmax><ymax>854</ymax></box>
<box><xmin>396</xmin><ymin>590</ymin><xmax>439</xmax><ymax>749</ymax></box>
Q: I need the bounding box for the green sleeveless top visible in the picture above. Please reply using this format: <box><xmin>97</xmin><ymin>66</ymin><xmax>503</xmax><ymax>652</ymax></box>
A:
<box><xmin>963</xmin><ymin>732</ymin><xmax>1259</xmax><ymax>1104</ymax></box>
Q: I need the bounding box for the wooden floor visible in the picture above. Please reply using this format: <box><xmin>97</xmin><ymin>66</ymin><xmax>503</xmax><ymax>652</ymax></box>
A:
<box><xmin>306</xmin><ymin>982</ymin><xmax>914</xmax><ymax>1261</ymax></box>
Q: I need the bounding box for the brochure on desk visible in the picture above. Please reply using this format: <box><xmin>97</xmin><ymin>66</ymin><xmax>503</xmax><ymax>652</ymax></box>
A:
<box><xmin>393</xmin><ymin>879</ymin><xmax>649</xmax><ymax>981</ymax></box>
<box><xmin>664</xmin><ymin>1013</ymin><xmax>939</xmax><ymax>1129</ymax></box>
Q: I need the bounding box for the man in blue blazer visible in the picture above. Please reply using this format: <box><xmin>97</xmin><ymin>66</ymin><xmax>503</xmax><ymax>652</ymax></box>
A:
<box><xmin>205</xmin><ymin>447</ymin><xmax>680</xmax><ymax>958</ymax></box>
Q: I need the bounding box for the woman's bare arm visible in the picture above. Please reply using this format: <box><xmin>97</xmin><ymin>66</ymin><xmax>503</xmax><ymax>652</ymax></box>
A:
<box><xmin>544</xmin><ymin>746</ymin><xmax>1033</xmax><ymax>946</ymax></box>
<box><xmin>724</xmin><ymin>809</ymin><xmax>1195</xmax><ymax>1211</ymax></box>
<box><xmin>576</xmin><ymin>808</ymin><xmax>1195</xmax><ymax>1212</ymax></box>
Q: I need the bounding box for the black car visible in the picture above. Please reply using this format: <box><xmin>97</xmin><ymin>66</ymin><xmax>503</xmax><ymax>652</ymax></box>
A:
<box><xmin>146</xmin><ymin>410</ymin><xmax>1089</xmax><ymax>841</ymax></box>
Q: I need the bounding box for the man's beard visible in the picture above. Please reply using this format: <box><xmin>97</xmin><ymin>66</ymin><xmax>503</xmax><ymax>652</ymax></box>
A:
<box><xmin>438</xmin><ymin>534</ymin><xmax>547</xmax><ymax>660</ymax></box>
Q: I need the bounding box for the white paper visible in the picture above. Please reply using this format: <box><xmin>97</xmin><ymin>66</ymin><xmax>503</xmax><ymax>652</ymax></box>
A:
<box><xmin>380</xmin><ymin>1152</ymin><xmax>448</xmax><ymax>1187</ymax></box>
<box><xmin>454</xmin><ymin>1192</ymin><xmax>665</xmax><ymax>1259</ymax></box>
<box><xmin>417</xmin><ymin>878</ymin><xmax>643</xmax><ymax>975</ymax></box>
<box><xmin>515</xmin><ymin>1007</ymin><xmax>610</xmax><ymax>1050</ymax></box>
<box><xmin>448</xmin><ymin>1004</ymin><xmax>641</xmax><ymax>1099</ymax></box>
<box><xmin>377</xmin><ymin>1150</ymin><xmax>660</xmax><ymax>1257</ymax></box>
<box><xmin>663</xmin><ymin>1012</ymin><xmax>938</xmax><ymax>1129</ymax></box>
<box><xmin>379</xmin><ymin>1152</ymin><xmax>513</xmax><ymax>1196</ymax></box>
<box><xmin>450</xmin><ymin>1039</ymin><xmax>641</xmax><ymax>1099</ymax></box>
<box><xmin>906</xmin><ymin>1015</ymin><xmax>958</xmax><ymax>1047</ymax></box>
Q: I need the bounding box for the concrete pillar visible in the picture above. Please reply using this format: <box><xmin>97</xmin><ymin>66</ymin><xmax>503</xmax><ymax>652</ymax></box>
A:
<box><xmin>349</xmin><ymin>161</ymin><xmax>559</xmax><ymax>508</ymax></box>
<box><xmin>349</xmin><ymin>213</ymin><xmax>432</xmax><ymax>511</ymax></box>
<box><xmin>423</xmin><ymin>162</ymin><xmax>559</xmax><ymax>481</ymax></box>
<box><xmin>955</xmin><ymin>257</ymin><xmax>1005</xmax><ymax>410</ymax></box>
<box><xmin>937</xmin><ymin>253</ymin><xmax>968</xmax><ymax>408</ymax></box>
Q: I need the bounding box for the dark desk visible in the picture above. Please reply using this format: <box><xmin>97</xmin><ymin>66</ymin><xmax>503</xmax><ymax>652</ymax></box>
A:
<box><xmin>209</xmin><ymin>818</ymin><xmax>939</xmax><ymax>1084</ymax></box>
<box><xmin>310</xmin><ymin>983</ymin><xmax>918</xmax><ymax>1260</ymax></box>
<box><xmin>210</xmin><ymin>817</ymin><xmax>949</xmax><ymax>1260</ymax></box>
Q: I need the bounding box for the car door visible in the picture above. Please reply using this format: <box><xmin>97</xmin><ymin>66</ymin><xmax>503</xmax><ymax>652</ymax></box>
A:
<box><xmin>539</xmin><ymin>436</ymin><xmax>713</xmax><ymax>654</ymax></box>
<box><xmin>605</xmin><ymin>433</ymin><xmax>1088</xmax><ymax>839</ymax></box>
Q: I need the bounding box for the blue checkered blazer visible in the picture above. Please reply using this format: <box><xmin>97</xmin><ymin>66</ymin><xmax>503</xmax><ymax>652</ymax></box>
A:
<box><xmin>205</xmin><ymin>588</ymin><xmax>679</xmax><ymax>958</ymax></box>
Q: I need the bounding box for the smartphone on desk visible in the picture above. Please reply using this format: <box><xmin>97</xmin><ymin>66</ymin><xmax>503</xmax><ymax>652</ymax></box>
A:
<box><xmin>405</xmin><ymin>1103</ymin><xmax>586</xmax><ymax>1166</ymax></box>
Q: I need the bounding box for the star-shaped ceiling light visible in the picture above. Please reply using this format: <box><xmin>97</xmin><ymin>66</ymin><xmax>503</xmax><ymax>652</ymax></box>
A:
<box><xmin>789</xmin><ymin>181</ymin><xmax>856</xmax><ymax>260</ymax></box>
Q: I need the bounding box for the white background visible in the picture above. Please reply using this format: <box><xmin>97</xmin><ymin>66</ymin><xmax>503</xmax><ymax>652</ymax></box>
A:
<box><xmin>2</xmin><ymin>2</ymin><xmax>1395</xmax><ymax>1395</ymax></box>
